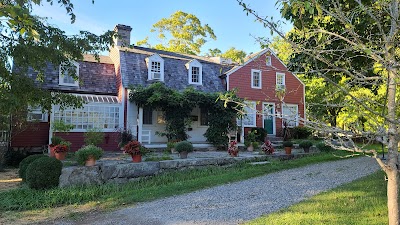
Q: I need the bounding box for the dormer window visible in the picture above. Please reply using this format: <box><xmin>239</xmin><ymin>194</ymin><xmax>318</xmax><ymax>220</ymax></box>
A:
<box><xmin>59</xmin><ymin>61</ymin><xmax>79</xmax><ymax>86</ymax></box>
<box><xmin>186</xmin><ymin>59</ymin><xmax>202</xmax><ymax>85</ymax></box>
<box><xmin>146</xmin><ymin>54</ymin><xmax>164</xmax><ymax>81</ymax></box>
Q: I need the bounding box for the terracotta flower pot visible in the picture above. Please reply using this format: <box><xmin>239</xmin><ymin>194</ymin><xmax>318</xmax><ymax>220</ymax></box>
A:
<box><xmin>179</xmin><ymin>151</ymin><xmax>188</xmax><ymax>159</ymax></box>
<box><xmin>284</xmin><ymin>147</ymin><xmax>292</xmax><ymax>155</ymax></box>
<box><xmin>247</xmin><ymin>145</ymin><xmax>254</xmax><ymax>152</ymax></box>
<box><xmin>49</xmin><ymin>145</ymin><xmax>56</xmax><ymax>158</ymax></box>
<box><xmin>230</xmin><ymin>151</ymin><xmax>238</xmax><ymax>157</ymax></box>
<box><xmin>55</xmin><ymin>151</ymin><xmax>67</xmax><ymax>160</ymax></box>
<box><xmin>85</xmin><ymin>155</ymin><xmax>96</xmax><ymax>166</ymax></box>
<box><xmin>131</xmin><ymin>154</ymin><xmax>142</xmax><ymax>163</ymax></box>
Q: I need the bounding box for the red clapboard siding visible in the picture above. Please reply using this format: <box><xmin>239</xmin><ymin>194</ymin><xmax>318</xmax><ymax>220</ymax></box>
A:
<box><xmin>54</xmin><ymin>132</ymin><xmax>120</xmax><ymax>152</ymax></box>
<box><xmin>11</xmin><ymin>122</ymin><xmax>50</xmax><ymax>147</ymax></box>
<box><xmin>228</xmin><ymin>51</ymin><xmax>305</xmax><ymax>133</ymax></box>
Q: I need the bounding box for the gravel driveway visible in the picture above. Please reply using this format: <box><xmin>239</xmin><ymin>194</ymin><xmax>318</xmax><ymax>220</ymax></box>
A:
<box><xmin>55</xmin><ymin>157</ymin><xmax>380</xmax><ymax>225</ymax></box>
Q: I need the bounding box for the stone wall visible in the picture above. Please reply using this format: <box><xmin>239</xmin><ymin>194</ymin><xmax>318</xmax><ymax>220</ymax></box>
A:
<box><xmin>59</xmin><ymin>156</ymin><xmax>266</xmax><ymax>188</ymax></box>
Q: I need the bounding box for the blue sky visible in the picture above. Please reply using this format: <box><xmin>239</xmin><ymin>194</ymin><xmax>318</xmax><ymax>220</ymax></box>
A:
<box><xmin>33</xmin><ymin>0</ymin><xmax>292</xmax><ymax>55</ymax></box>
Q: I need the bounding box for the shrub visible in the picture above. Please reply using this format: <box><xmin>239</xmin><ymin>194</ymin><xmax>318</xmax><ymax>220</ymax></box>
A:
<box><xmin>18</xmin><ymin>154</ymin><xmax>48</xmax><ymax>182</ymax></box>
<box><xmin>251</xmin><ymin>127</ymin><xmax>267</xmax><ymax>142</ymax></box>
<box><xmin>84</xmin><ymin>128</ymin><xmax>104</xmax><ymax>146</ymax></box>
<box><xmin>25</xmin><ymin>157</ymin><xmax>62</xmax><ymax>190</ymax></box>
<box><xmin>316</xmin><ymin>142</ymin><xmax>334</xmax><ymax>152</ymax></box>
<box><xmin>50</xmin><ymin>136</ymin><xmax>64</xmax><ymax>145</ymax></box>
<box><xmin>75</xmin><ymin>145</ymin><xmax>103</xmax><ymax>165</ymax></box>
<box><xmin>5</xmin><ymin>149</ymin><xmax>27</xmax><ymax>167</ymax></box>
<box><xmin>118</xmin><ymin>129</ymin><xmax>134</xmax><ymax>148</ymax></box>
<box><xmin>282</xmin><ymin>141</ymin><xmax>293</xmax><ymax>147</ymax></box>
<box><xmin>175</xmin><ymin>141</ymin><xmax>194</xmax><ymax>153</ymax></box>
<box><xmin>299</xmin><ymin>140</ymin><xmax>313</xmax><ymax>148</ymax></box>
<box><xmin>291</xmin><ymin>126</ymin><xmax>312</xmax><ymax>139</ymax></box>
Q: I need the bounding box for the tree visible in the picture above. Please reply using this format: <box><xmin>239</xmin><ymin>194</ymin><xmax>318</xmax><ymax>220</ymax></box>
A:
<box><xmin>237</xmin><ymin>0</ymin><xmax>400</xmax><ymax>223</ymax></box>
<box><xmin>137</xmin><ymin>11</ymin><xmax>216</xmax><ymax>55</ymax></box>
<box><xmin>205</xmin><ymin>47</ymin><xmax>247</xmax><ymax>63</ymax></box>
<box><xmin>0</xmin><ymin>0</ymin><xmax>115</xmax><ymax>168</ymax></box>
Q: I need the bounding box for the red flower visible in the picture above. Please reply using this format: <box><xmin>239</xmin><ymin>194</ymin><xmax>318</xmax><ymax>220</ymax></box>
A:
<box><xmin>123</xmin><ymin>141</ymin><xmax>142</xmax><ymax>155</ymax></box>
<box><xmin>53</xmin><ymin>144</ymin><xmax>68</xmax><ymax>153</ymax></box>
<box><xmin>227</xmin><ymin>141</ymin><xmax>238</xmax><ymax>155</ymax></box>
<box><xmin>261</xmin><ymin>140</ymin><xmax>274</xmax><ymax>154</ymax></box>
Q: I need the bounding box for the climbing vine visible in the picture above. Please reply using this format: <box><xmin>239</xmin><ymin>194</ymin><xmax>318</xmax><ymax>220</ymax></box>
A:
<box><xmin>129</xmin><ymin>83</ymin><xmax>242</xmax><ymax>146</ymax></box>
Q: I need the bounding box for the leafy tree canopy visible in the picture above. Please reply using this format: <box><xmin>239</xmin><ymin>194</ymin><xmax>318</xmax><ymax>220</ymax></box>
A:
<box><xmin>136</xmin><ymin>11</ymin><xmax>216</xmax><ymax>55</ymax></box>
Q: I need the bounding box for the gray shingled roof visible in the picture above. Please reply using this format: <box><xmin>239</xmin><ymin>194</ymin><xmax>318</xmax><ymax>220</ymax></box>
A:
<box><xmin>118</xmin><ymin>46</ymin><xmax>233</xmax><ymax>92</ymax></box>
<box><xmin>25</xmin><ymin>56</ymin><xmax>117</xmax><ymax>95</ymax></box>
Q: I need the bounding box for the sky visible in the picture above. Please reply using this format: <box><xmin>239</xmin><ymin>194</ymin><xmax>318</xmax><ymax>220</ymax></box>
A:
<box><xmin>32</xmin><ymin>0</ymin><xmax>292</xmax><ymax>56</ymax></box>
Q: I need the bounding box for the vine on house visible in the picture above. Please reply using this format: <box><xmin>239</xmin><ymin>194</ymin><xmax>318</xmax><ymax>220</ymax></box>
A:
<box><xmin>129</xmin><ymin>83</ymin><xmax>242</xmax><ymax>146</ymax></box>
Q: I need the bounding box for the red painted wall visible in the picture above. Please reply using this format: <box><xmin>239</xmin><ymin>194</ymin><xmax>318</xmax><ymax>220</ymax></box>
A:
<box><xmin>228</xmin><ymin>51</ymin><xmax>305</xmax><ymax>136</ymax></box>
<box><xmin>54</xmin><ymin>132</ymin><xmax>120</xmax><ymax>152</ymax></box>
<box><xmin>11</xmin><ymin>122</ymin><xmax>50</xmax><ymax>147</ymax></box>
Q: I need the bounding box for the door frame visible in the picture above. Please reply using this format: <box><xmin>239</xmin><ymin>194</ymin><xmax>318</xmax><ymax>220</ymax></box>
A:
<box><xmin>262</xmin><ymin>102</ymin><xmax>276</xmax><ymax>135</ymax></box>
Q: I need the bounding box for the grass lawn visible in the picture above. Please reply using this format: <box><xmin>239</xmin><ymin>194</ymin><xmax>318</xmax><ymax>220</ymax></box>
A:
<box><xmin>0</xmin><ymin>151</ymin><xmax>353</xmax><ymax>224</ymax></box>
<box><xmin>246</xmin><ymin>171</ymin><xmax>389</xmax><ymax>225</ymax></box>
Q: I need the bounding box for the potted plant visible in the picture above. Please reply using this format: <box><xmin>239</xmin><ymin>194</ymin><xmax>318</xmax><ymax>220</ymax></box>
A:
<box><xmin>299</xmin><ymin>140</ymin><xmax>313</xmax><ymax>153</ymax></box>
<box><xmin>53</xmin><ymin>140</ymin><xmax>71</xmax><ymax>160</ymax></box>
<box><xmin>244</xmin><ymin>130</ymin><xmax>258</xmax><ymax>151</ymax></box>
<box><xmin>167</xmin><ymin>141</ymin><xmax>177</xmax><ymax>153</ymax></box>
<box><xmin>84</xmin><ymin>128</ymin><xmax>104</xmax><ymax>146</ymax></box>
<box><xmin>76</xmin><ymin>145</ymin><xmax>103</xmax><ymax>166</ymax></box>
<box><xmin>227</xmin><ymin>141</ymin><xmax>239</xmax><ymax>157</ymax></box>
<box><xmin>261</xmin><ymin>140</ymin><xmax>275</xmax><ymax>155</ymax></box>
<box><xmin>282</xmin><ymin>141</ymin><xmax>293</xmax><ymax>155</ymax></box>
<box><xmin>49</xmin><ymin>136</ymin><xmax>64</xmax><ymax>157</ymax></box>
<box><xmin>175</xmin><ymin>141</ymin><xmax>193</xmax><ymax>159</ymax></box>
<box><xmin>123</xmin><ymin>140</ymin><xmax>147</xmax><ymax>162</ymax></box>
<box><xmin>118</xmin><ymin>129</ymin><xmax>134</xmax><ymax>150</ymax></box>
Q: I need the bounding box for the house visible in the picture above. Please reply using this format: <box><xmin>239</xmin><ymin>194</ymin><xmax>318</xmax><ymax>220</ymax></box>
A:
<box><xmin>10</xmin><ymin>24</ymin><xmax>305</xmax><ymax>152</ymax></box>
<box><xmin>11</xmin><ymin>24</ymin><xmax>233</xmax><ymax>151</ymax></box>
<box><xmin>226</xmin><ymin>49</ymin><xmax>306</xmax><ymax>141</ymax></box>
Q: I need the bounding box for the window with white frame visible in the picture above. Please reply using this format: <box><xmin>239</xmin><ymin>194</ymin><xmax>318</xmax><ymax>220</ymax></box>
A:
<box><xmin>266</xmin><ymin>55</ymin><xmax>272</xmax><ymax>66</ymax></box>
<box><xmin>59</xmin><ymin>62</ymin><xmax>79</xmax><ymax>86</ymax></box>
<box><xmin>276</xmin><ymin>72</ymin><xmax>285</xmax><ymax>90</ymax></box>
<box><xmin>282</xmin><ymin>104</ymin><xmax>298</xmax><ymax>127</ymax></box>
<box><xmin>251</xmin><ymin>69</ymin><xmax>262</xmax><ymax>89</ymax></box>
<box><xmin>143</xmin><ymin>107</ymin><xmax>153</xmax><ymax>125</ymax></box>
<box><xmin>53</xmin><ymin>104</ymin><xmax>120</xmax><ymax>131</ymax></box>
<box><xmin>186</xmin><ymin>59</ymin><xmax>203</xmax><ymax>85</ymax></box>
<box><xmin>27</xmin><ymin>107</ymin><xmax>48</xmax><ymax>122</ymax></box>
<box><xmin>146</xmin><ymin>54</ymin><xmax>164</xmax><ymax>81</ymax></box>
<box><xmin>242</xmin><ymin>101</ymin><xmax>257</xmax><ymax>127</ymax></box>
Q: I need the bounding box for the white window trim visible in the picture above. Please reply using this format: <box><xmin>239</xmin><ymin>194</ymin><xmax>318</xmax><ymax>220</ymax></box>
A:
<box><xmin>53</xmin><ymin>102</ymin><xmax>121</xmax><ymax>132</ymax></box>
<box><xmin>266</xmin><ymin>55</ymin><xmax>272</xmax><ymax>66</ymax></box>
<box><xmin>281</xmin><ymin>103</ymin><xmax>299</xmax><ymax>128</ymax></box>
<box><xmin>276</xmin><ymin>72</ymin><xmax>285</xmax><ymax>87</ymax></box>
<box><xmin>145</xmin><ymin>54</ymin><xmax>165</xmax><ymax>82</ymax></box>
<box><xmin>251</xmin><ymin>69</ymin><xmax>262</xmax><ymax>89</ymax></box>
<box><xmin>242</xmin><ymin>101</ymin><xmax>257</xmax><ymax>127</ymax></box>
<box><xmin>186</xmin><ymin>60</ymin><xmax>203</xmax><ymax>85</ymax></box>
<box><xmin>59</xmin><ymin>61</ymin><xmax>79</xmax><ymax>87</ymax></box>
<box><xmin>27</xmin><ymin>106</ymin><xmax>48</xmax><ymax>122</ymax></box>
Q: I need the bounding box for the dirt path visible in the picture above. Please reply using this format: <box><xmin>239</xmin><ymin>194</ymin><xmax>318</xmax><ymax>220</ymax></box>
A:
<box><xmin>0</xmin><ymin>168</ymin><xmax>21</xmax><ymax>192</ymax></box>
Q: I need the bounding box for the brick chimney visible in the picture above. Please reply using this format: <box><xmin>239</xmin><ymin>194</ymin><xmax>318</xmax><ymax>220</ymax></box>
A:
<box><xmin>114</xmin><ymin>24</ymin><xmax>132</xmax><ymax>47</ymax></box>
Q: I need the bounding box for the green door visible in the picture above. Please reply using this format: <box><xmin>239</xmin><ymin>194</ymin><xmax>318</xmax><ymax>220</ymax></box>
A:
<box><xmin>263</xmin><ymin>104</ymin><xmax>274</xmax><ymax>135</ymax></box>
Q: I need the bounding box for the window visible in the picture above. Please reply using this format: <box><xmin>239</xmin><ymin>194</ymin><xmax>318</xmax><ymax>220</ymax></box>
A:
<box><xmin>276</xmin><ymin>72</ymin><xmax>285</xmax><ymax>90</ymax></box>
<box><xmin>146</xmin><ymin>54</ymin><xmax>164</xmax><ymax>81</ymax></box>
<box><xmin>200</xmin><ymin>108</ymin><xmax>209</xmax><ymax>126</ymax></box>
<box><xmin>54</xmin><ymin>104</ymin><xmax>120</xmax><ymax>131</ymax></box>
<box><xmin>157</xmin><ymin>111</ymin><xmax>166</xmax><ymax>124</ymax></box>
<box><xmin>143</xmin><ymin>107</ymin><xmax>153</xmax><ymax>125</ymax></box>
<box><xmin>251</xmin><ymin>69</ymin><xmax>262</xmax><ymax>89</ymax></box>
<box><xmin>282</xmin><ymin>104</ymin><xmax>298</xmax><ymax>127</ymax></box>
<box><xmin>59</xmin><ymin>62</ymin><xmax>79</xmax><ymax>86</ymax></box>
<box><xmin>242</xmin><ymin>101</ymin><xmax>257</xmax><ymax>127</ymax></box>
<box><xmin>266</xmin><ymin>56</ymin><xmax>272</xmax><ymax>66</ymax></box>
<box><xmin>186</xmin><ymin>59</ymin><xmax>203</xmax><ymax>85</ymax></box>
<box><xmin>27</xmin><ymin>107</ymin><xmax>47</xmax><ymax>122</ymax></box>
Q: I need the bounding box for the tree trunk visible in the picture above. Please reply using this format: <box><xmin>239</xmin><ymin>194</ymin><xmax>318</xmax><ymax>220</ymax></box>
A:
<box><xmin>386</xmin><ymin>67</ymin><xmax>399</xmax><ymax>225</ymax></box>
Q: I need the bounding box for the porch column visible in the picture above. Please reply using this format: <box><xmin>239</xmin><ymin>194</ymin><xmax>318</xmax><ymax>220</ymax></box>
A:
<box><xmin>138</xmin><ymin>107</ymin><xmax>143</xmax><ymax>142</ymax></box>
<box><xmin>240</xmin><ymin>122</ymin><xmax>245</xmax><ymax>144</ymax></box>
<box><xmin>48</xmin><ymin>106</ymin><xmax>55</xmax><ymax>154</ymax></box>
